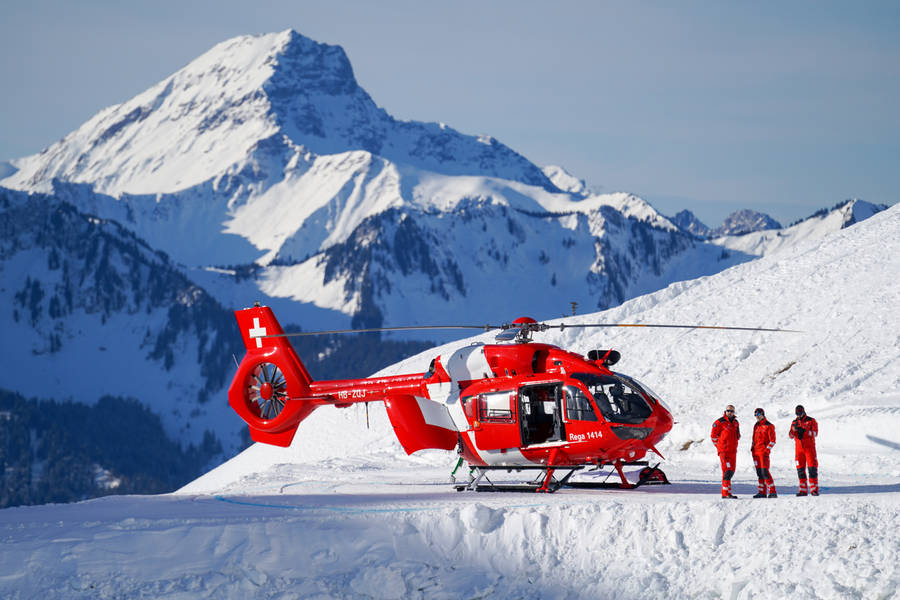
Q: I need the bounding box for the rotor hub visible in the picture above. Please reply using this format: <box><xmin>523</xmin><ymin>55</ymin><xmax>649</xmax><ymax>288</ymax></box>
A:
<box><xmin>259</xmin><ymin>382</ymin><xmax>274</xmax><ymax>400</ymax></box>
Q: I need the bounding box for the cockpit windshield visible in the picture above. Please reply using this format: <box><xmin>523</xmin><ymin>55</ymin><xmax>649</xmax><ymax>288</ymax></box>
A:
<box><xmin>571</xmin><ymin>373</ymin><xmax>653</xmax><ymax>424</ymax></box>
<box><xmin>617</xmin><ymin>373</ymin><xmax>673</xmax><ymax>415</ymax></box>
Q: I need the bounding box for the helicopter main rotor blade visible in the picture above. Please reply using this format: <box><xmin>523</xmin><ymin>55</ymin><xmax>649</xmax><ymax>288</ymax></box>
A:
<box><xmin>547</xmin><ymin>323</ymin><xmax>801</xmax><ymax>333</ymax></box>
<box><xmin>263</xmin><ymin>324</ymin><xmax>496</xmax><ymax>338</ymax></box>
<box><xmin>261</xmin><ymin>321</ymin><xmax>800</xmax><ymax>339</ymax></box>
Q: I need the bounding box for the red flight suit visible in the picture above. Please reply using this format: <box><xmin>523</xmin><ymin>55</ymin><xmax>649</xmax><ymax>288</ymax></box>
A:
<box><xmin>790</xmin><ymin>414</ymin><xmax>819</xmax><ymax>495</ymax></box>
<box><xmin>711</xmin><ymin>412</ymin><xmax>740</xmax><ymax>497</ymax></box>
<box><xmin>751</xmin><ymin>419</ymin><xmax>777</xmax><ymax>496</ymax></box>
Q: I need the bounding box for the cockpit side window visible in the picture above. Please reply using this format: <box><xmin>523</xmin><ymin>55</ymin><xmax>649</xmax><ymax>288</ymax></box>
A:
<box><xmin>564</xmin><ymin>385</ymin><xmax>598</xmax><ymax>421</ymax></box>
<box><xmin>571</xmin><ymin>373</ymin><xmax>653</xmax><ymax>424</ymax></box>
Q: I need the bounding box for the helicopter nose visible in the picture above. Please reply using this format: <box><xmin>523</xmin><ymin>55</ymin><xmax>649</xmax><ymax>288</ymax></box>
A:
<box><xmin>651</xmin><ymin>407</ymin><xmax>674</xmax><ymax>442</ymax></box>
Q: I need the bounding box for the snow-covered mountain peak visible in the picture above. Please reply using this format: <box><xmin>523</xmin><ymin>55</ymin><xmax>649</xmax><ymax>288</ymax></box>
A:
<box><xmin>542</xmin><ymin>165</ymin><xmax>587</xmax><ymax>195</ymax></box>
<box><xmin>269</xmin><ymin>29</ymin><xmax>357</xmax><ymax>95</ymax></box>
<box><xmin>575</xmin><ymin>192</ymin><xmax>678</xmax><ymax>231</ymax></box>
<box><xmin>713</xmin><ymin>208</ymin><xmax>781</xmax><ymax>237</ymax></box>
<box><xmin>670</xmin><ymin>209</ymin><xmax>712</xmax><ymax>238</ymax></box>
<box><xmin>537</xmin><ymin>167</ymin><xmax>676</xmax><ymax>231</ymax></box>
<box><xmin>834</xmin><ymin>198</ymin><xmax>884</xmax><ymax>227</ymax></box>
<box><xmin>1</xmin><ymin>29</ymin><xmax>551</xmax><ymax>198</ymax></box>
<box><xmin>2</xmin><ymin>30</ymin><xmax>291</xmax><ymax>195</ymax></box>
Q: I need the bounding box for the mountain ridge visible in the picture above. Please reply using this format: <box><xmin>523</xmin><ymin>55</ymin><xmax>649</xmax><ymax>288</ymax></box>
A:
<box><xmin>3</xmin><ymin>30</ymin><xmax>553</xmax><ymax>198</ymax></box>
<box><xmin>1</xmin><ymin>29</ymin><xmax>886</xmax><ymax>332</ymax></box>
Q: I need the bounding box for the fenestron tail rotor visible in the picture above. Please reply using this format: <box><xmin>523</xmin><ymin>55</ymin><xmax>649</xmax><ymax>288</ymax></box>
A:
<box><xmin>246</xmin><ymin>362</ymin><xmax>288</xmax><ymax>420</ymax></box>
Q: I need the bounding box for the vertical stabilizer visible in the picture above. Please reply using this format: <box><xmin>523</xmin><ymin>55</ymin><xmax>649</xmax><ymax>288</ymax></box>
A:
<box><xmin>229</xmin><ymin>305</ymin><xmax>317</xmax><ymax>447</ymax></box>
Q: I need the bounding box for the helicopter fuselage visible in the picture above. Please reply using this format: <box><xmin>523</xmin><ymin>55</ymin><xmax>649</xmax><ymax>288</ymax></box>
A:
<box><xmin>228</xmin><ymin>306</ymin><xmax>673</xmax><ymax>472</ymax></box>
<box><xmin>420</xmin><ymin>341</ymin><xmax>672</xmax><ymax>468</ymax></box>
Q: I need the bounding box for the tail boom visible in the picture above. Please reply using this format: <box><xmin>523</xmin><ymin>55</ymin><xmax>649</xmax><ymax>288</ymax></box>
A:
<box><xmin>229</xmin><ymin>305</ymin><xmax>457</xmax><ymax>450</ymax></box>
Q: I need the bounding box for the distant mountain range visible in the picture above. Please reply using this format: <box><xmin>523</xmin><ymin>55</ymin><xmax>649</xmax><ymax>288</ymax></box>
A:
<box><xmin>671</xmin><ymin>208</ymin><xmax>782</xmax><ymax>238</ymax></box>
<box><xmin>0</xmin><ymin>29</ymin><xmax>887</xmax><ymax>504</ymax></box>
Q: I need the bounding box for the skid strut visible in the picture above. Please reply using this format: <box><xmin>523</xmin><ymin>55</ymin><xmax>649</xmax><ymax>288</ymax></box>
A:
<box><xmin>454</xmin><ymin>466</ymin><xmax>581</xmax><ymax>493</ymax></box>
<box><xmin>566</xmin><ymin>461</ymin><xmax>670</xmax><ymax>489</ymax></box>
<box><xmin>454</xmin><ymin>461</ymin><xmax>669</xmax><ymax>493</ymax></box>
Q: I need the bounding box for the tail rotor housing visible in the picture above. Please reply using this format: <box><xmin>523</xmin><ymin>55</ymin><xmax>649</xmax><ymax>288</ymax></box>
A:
<box><xmin>229</xmin><ymin>306</ymin><xmax>316</xmax><ymax>446</ymax></box>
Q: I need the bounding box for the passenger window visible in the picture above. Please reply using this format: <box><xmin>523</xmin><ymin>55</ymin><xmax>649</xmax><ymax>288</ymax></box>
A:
<box><xmin>565</xmin><ymin>386</ymin><xmax>598</xmax><ymax>421</ymax></box>
<box><xmin>477</xmin><ymin>392</ymin><xmax>515</xmax><ymax>423</ymax></box>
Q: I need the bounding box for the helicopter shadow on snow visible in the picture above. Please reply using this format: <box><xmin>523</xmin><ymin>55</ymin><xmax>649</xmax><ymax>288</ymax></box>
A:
<box><xmin>867</xmin><ymin>434</ymin><xmax>900</xmax><ymax>451</ymax></box>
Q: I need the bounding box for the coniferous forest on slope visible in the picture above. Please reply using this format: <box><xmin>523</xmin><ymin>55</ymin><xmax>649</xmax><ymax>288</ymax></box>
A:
<box><xmin>0</xmin><ymin>390</ymin><xmax>222</xmax><ymax>508</ymax></box>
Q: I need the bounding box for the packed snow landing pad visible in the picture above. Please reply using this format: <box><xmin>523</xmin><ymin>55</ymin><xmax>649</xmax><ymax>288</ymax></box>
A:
<box><xmin>187</xmin><ymin>457</ymin><xmax>897</xmax><ymax>505</ymax></box>
<box><xmin>2</xmin><ymin>458</ymin><xmax>897</xmax><ymax>600</ymax></box>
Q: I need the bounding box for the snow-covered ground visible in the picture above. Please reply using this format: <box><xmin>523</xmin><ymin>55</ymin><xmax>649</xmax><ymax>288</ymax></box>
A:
<box><xmin>1</xmin><ymin>206</ymin><xmax>898</xmax><ymax>599</ymax></box>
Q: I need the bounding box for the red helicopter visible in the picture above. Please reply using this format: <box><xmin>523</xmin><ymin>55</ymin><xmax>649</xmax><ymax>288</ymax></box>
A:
<box><xmin>228</xmin><ymin>304</ymin><xmax>792</xmax><ymax>493</ymax></box>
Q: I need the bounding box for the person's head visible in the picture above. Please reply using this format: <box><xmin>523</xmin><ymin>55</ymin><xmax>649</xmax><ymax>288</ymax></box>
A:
<box><xmin>725</xmin><ymin>405</ymin><xmax>735</xmax><ymax>418</ymax></box>
<box><xmin>795</xmin><ymin>404</ymin><xmax>805</xmax><ymax>417</ymax></box>
<box><xmin>754</xmin><ymin>407</ymin><xmax>765</xmax><ymax>421</ymax></box>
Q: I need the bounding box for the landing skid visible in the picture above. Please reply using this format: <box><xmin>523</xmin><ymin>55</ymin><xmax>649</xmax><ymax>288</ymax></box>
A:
<box><xmin>453</xmin><ymin>461</ymin><xmax>669</xmax><ymax>493</ymax></box>
<box><xmin>454</xmin><ymin>466</ymin><xmax>581</xmax><ymax>493</ymax></box>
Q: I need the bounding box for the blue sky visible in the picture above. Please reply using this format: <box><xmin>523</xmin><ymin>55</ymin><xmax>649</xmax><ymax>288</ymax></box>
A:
<box><xmin>2</xmin><ymin>1</ymin><xmax>898</xmax><ymax>226</ymax></box>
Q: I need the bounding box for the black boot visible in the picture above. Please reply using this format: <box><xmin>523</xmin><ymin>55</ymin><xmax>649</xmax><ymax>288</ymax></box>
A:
<box><xmin>753</xmin><ymin>492</ymin><xmax>767</xmax><ymax>498</ymax></box>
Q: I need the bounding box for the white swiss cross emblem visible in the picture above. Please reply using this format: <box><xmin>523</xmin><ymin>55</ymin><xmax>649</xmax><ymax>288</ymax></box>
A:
<box><xmin>248</xmin><ymin>317</ymin><xmax>267</xmax><ymax>348</ymax></box>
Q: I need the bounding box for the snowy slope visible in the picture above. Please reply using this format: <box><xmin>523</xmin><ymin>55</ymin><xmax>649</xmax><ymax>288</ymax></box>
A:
<box><xmin>1</xmin><ymin>204</ymin><xmax>896</xmax><ymax>599</ymax></box>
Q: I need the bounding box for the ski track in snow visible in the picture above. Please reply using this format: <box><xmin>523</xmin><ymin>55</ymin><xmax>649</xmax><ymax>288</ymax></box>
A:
<box><xmin>2</xmin><ymin>208</ymin><xmax>899</xmax><ymax>599</ymax></box>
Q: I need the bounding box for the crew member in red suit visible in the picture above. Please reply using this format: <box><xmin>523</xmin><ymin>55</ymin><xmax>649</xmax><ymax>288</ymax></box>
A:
<box><xmin>790</xmin><ymin>404</ymin><xmax>819</xmax><ymax>496</ymax></box>
<box><xmin>711</xmin><ymin>404</ymin><xmax>740</xmax><ymax>498</ymax></box>
<box><xmin>750</xmin><ymin>407</ymin><xmax>777</xmax><ymax>498</ymax></box>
